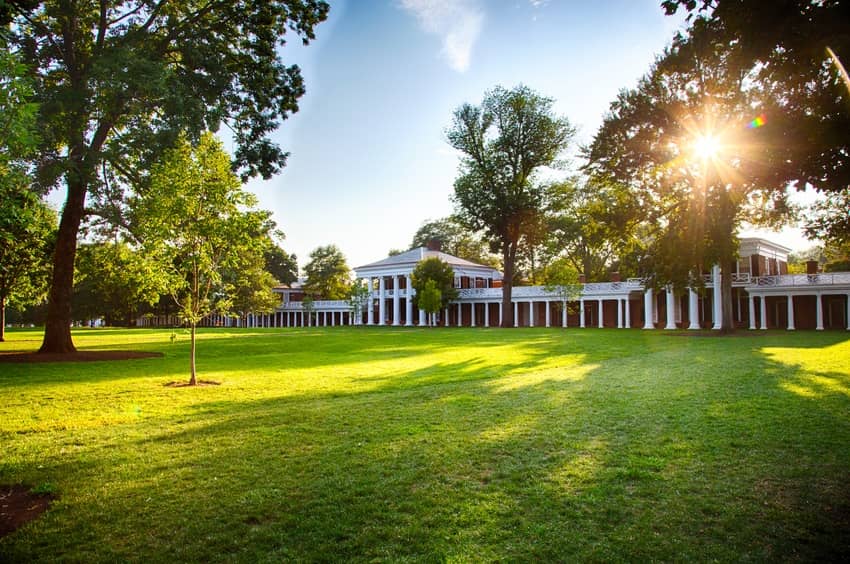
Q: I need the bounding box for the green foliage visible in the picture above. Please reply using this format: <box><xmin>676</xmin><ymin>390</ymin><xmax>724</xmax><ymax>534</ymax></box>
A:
<box><xmin>4</xmin><ymin>0</ymin><xmax>329</xmax><ymax>352</ymax></box>
<box><xmin>133</xmin><ymin>132</ymin><xmax>272</xmax><ymax>383</ymax></box>
<box><xmin>417</xmin><ymin>279</ymin><xmax>442</xmax><ymax>325</ymax></box>
<box><xmin>545</xmin><ymin>178</ymin><xmax>642</xmax><ymax>282</ymax></box>
<box><xmin>0</xmin><ymin>50</ymin><xmax>55</xmax><ymax>340</ymax></box>
<box><xmin>1</xmin><ymin>327</ymin><xmax>849</xmax><ymax>561</ymax></box>
<box><xmin>73</xmin><ymin>242</ymin><xmax>169</xmax><ymax>326</ymax></box>
<box><xmin>542</xmin><ymin>257</ymin><xmax>582</xmax><ymax>302</ymax></box>
<box><xmin>264</xmin><ymin>244</ymin><xmax>298</xmax><ymax>286</ymax></box>
<box><xmin>348</xmin><ymin>279</ymin><xmax>372</xmax><ymax>322</ymax></box>
<box><xmin>448</xmin><ymin>84</ymin><xmax>574</xmax><ymax>326</ymax></box>
<box><xmin>411</xmin><ymin>257</ymin><xmax>458</xmax><ymax>310</ymax></box>
<box><xmin>806</xmin><ymin>189</ymin><xmax>850</xmax><ymax>248</ymax></box>
<box><xmin>659</xmin><ymin>1</ymin><xmax>850</xmax><ymax>252</ymax></box>
<box><xmin>303</xmin><ymin>245</ymin><xmax>351</xmax><ymax>300</ymax></box>
<box><xmin>409</xmin><ymin>217</ymin><xmax>499</xmax><ymax>267</ymax></box>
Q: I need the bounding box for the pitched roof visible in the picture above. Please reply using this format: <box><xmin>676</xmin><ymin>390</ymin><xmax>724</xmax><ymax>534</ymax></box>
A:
<box><xmin>355</xmin><ymin>247</ymin><xmax>501</xmax><ymax>277</ymax></box>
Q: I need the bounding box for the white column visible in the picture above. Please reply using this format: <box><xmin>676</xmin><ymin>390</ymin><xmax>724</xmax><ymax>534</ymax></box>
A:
<box><xmin>562</xmin><ymin>301</ymin><xmax>568</xmax><ymax>328</ymax></box>
<box><xmin>529</xmin><ymin>302</ymin><xmax>535</xmax><ymax>327</ymax></box>
<box><xmin>846</xmin><ymin>294</ymin><xmax>850</xmax><ymax>330</ymax></box>
<box><xmin>597</xmin><ymin>300</ymin><xmax>604</xmax><ymax>328</ymax></box>
<box><xmin>332</xmin><ymin>311</ymin><xmax>336</xmax><ymax>327</ymax></box>
<box><xmin>378</xmin><ymin>277</ymin><xmax>386</xmax><ymax>326</ymax></box>
<box><xmin>545</xmin><ymin>301</ymin><xmax>551</xmax><ymax>327</ymax></box>
<box><xmin>484</xmin><ymin>303</ymin><xmax>490</xmax><ymax>327</ymax></box>
<box><xmin>442</xmin><ymin>308</ymin><xmax>448</xmax><ymax>327</ymax></box>
<box><xmin>392</xmin><ymin>275</ymin><xmax>401</xmax><ymax>326</ymax></box>
<box><xmin>688</xmin><ymin>289</ymin><xmax>700</xmax><ymax>330</ymax></box>
<box><xmin>471</xmin><ymin>302</ymin><xmax>476</xmax><ymax>327</ymax></box>
<box><xmin>300</xmin><ymin>311</ymin><xmax>305</xmax><ymax>327</ymax></box>
<box><xmin>787</xmin><ymin>295</ymin><xmax>795</xmax><ymax>330</ymax></box>
<box><xmin>643</xmin><ymin>289</ymin><xmax>654</xmax><ymax>329</ymax></box>
<box><xmin>760</xmin><ymin>295</ymin><xmax>767</xmax><ymax>330</ymax></box>
<box><xmin>367</xmin><ymin>278</ymin><xmax>375</xmax><ymax>325</ymax></box>
<box><xmin>712</xmin><ymin>264</ymin><xmax>722</xmax><ymax>330</ymax></box>
<box><xmin>420</xmin><ymin>308</ymin><xmax>427</xmax><ymax>326</ymax></box>
<box><xmin>405</xmin><ymin>275</ymin><xmax>413</xmax><ymax>326</ymax></box>
<box><xmin>625</xmin><ymin>298</ymin><xmax>631</xmax><ymax>329</ymax></box>
<box><xmin>665</xmin><ymin>287</ymin><xmax>676</xmax><ymax>330</ymax></box>
<box><xmin>499</xmin><ymin>302</ymin><xmax>503</xmax><ymax>327</ymax></box>
<box><xmin>816</xmin><ymin>293</ymin><xmax>824</xmax><ymax>331</ymax></box>
<box><xmin>457</xmin><ymin>303</ymin><xmax>462</xmax><ymax>326</ymax></box>
<box><xmin>748</xmin><ymin>295</ymin><xmax>756</xmax><ymax>330</ymax></box>
<box><xmin>580</xmin><ymin>299</ymin><xmax>586</xmax><ymax>328</ymax></box>
<box><xmin>513</xmin><ymin>302</ymin><xmax>518</xmax><ymax>327</ymax></box>
<box><xmin>617</xmin><ymin>299</ymin><xmax>623</xmax><ymax>329</ymax></box>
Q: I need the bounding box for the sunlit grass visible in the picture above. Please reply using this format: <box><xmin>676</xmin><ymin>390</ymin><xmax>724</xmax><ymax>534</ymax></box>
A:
<box><xmin>1</xmin><ymin>327</ymin><xmax>849</xmax><ymax>561</ymax></box>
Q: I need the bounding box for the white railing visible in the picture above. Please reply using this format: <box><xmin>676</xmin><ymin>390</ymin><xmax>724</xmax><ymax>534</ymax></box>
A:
<box><xmin>731</xmin><ymin>273</ymin><xmax>751</xmax><ymax>285</ymax></box>
<box><xmin>371</xmin><ymin>289</ymin><xmax>414</xmax><ymax>298</ymax></box>
<box><xmin>281</xmin><ymin>299</ymin><xmax>351</xmax><ymax>310</ymax></box>
<box><xmin>582</xmin><ymin>280</ymin><xmax>643</xmax><ymax>294</ymax></box>
<box><xmin>457</xmin><ymin>281</ymin><xmax>643</xmax><ymax>301</ymax></box>
<box><xmin>753</xmin><ymin>273</ymin><xmax>850</xmax><ymax>287</ymax></box>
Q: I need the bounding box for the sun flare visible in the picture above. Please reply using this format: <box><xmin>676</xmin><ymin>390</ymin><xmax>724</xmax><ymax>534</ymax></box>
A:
<box><xmin>693</xmin><ymin>133</ymin><xmax>721</xmax><ymax>160</ymax></box>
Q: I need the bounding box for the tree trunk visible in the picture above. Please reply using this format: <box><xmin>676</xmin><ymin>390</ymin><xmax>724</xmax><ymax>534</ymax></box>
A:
<box><xmin>720</xmin><ymin>258</ymin><xmax>735</xmax><ymax>333</ymax></box>
<box><xmin>39</xmin><ymin>177</ymin><xmax>88</xmax><ymax>353</ymax></box>
<box><xmin>501</xmin><ymin>241</ymin><xmax>515</xmax><ymax>328</ymax></box>
<box><xmin>1</xmin><ymin>296</ymin><xmax>5</xmax><ymax>342</ymax></box>
<box><xmin>189</xmin><ymin>322</ymin><xmax>197</xmax><ymax>385</ymax></box>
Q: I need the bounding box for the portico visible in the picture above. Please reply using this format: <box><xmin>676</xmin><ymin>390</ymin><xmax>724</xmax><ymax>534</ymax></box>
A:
<box><xmin>353</xmin><ymin>245</ymin><xmax>503</xmax><ymax>327</ymax></box>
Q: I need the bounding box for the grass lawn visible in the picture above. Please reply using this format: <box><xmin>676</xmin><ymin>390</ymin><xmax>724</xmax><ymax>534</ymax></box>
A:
<box><xmin>1</xmin><ymin>326</ymin><xmax>849</xmax><ymax>561</ymax></box>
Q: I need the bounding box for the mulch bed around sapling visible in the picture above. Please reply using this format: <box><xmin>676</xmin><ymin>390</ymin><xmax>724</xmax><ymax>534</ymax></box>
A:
<box><xmin>0</xmin><ymin>485</ymin><xmax>56</xmax><ymax>538</ymax></box>
<box><xmin>163</xmin><ymin>380</ymin><xmax>221</xmax><ymax>387</ymax></box>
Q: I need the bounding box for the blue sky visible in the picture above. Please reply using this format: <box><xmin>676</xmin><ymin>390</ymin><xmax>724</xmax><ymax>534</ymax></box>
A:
<box><xmin>241</xmin><ymin>0</ymin><xmax>808</xmax><ymax>271</ymax></box>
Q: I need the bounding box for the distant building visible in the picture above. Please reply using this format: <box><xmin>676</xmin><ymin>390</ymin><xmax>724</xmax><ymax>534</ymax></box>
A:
<box><xmin>249</xmin><ymin>237</ymin><xmax>850</xmax><ymax>331</ymax></box>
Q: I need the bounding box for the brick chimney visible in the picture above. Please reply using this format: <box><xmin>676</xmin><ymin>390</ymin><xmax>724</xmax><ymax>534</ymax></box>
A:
<box><xmin>578</xmin><ymin>274</ymin><xmax>586</xmax><ymax>284</ymax></box>
<box><xmin>806</xmin><ymin>260</ymin><xmax>818</xmax><ymax>275</ymax></box>
<box><xmin>426</xmin><ymin>239</ymin><xmax>442</xmax><ymax>252</ymax></box>
<box><xmin>610</xmin><ymin>272</ymin><xmax>621</xmax><ymax>282</ymax></box>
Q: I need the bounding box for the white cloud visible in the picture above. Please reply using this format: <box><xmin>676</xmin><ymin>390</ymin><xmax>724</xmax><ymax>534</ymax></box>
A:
<box><xmin>399</xmin><ymin>0</ymin><xmax>483</xmax><ymax>72</ymax></box>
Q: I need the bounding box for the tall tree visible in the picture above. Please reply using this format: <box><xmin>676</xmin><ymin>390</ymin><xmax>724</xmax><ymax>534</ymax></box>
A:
<box><xmin>134</xmin><ymin>133</ymin><xmax>272</xmax><ymax>385</ymax></box>
<box><xmin>5</xmin><ymin>0</ymin><xmax>329</xmax><ymax>353</ymax></box>
<box><xmin>0</xmin><ymin>48</ymin><xmax>55</xmax><ymax>342</ymax></box>
<box><xmin>303</xmin><ymin>245</ymin><xmax>351</xmax><ymax>300</ymax></box>
<box><xmin>448</xmin><ymin>85</ymin><xmax>574</xmax><ymax>327</ymax></box>
<box><xmin>586</xmin><ymin>18</ymin><xmax>806</xmax><ymax>331</ymax></box>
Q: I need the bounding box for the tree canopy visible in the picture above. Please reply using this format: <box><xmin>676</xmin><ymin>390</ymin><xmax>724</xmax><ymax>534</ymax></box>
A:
<box><xmin>0</xmin><ymin>48</ymin><xmax>56</xmax><ymax>342</ymax></box>
<box><xmin>411</xmin><ymin>257</ymin><xmax>458</xmax><ymax>312</ymax></box>
<box><xmin>303</xmin><ymin>245</ymin><xmax>351</xmax><ymax>300</ymax></box>
<box><xmin>264</xmin><ymin>244</ymin><xmax>299</xmax><ymax>286</ymax></box>
<box><xmin>409</xmin><ymin>217</ymin><xmax>499</xmax><ymax>268</ymax></box>
<box><xmin>4</xmin><ymin>0</ymin><xmax>329</xmax><ymax>353</ymax></box>
<box><xmin>72</xmin><ymin>242</ymin><xmax>168</xmax><ymax>326</ymax></box>
<box><xmin>660</xmin><ymin>0</ymin><xmax>850</xmax><ymax>245</ymax></box>
<box><xmin>448</xmin><ymin>85</ymin><xmax>574</xmax><ymax>327</ymax></box>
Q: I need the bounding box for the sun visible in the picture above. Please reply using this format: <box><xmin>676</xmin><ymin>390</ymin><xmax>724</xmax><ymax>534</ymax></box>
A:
<box><xmin>693</xmin><ymin>133</ymin><xmax>721</xmax><ymax>160</ymax></box>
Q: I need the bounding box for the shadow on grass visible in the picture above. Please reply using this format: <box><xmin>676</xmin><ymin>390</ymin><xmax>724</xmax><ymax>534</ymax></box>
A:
<box><xmin>2</xmin><ymin>329</ymin><xmax>849</xmax><ymax>561</ymax></box>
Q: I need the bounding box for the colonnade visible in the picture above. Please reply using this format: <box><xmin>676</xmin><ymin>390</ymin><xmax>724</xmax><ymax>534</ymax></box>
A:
<box><xmin>362</xmin><ymin>273</ymin><xmax>420</xmax><ymax>327</ymax></box>
<box><xmin>747</xmin><ymin>292</ymin><xmax>850</xmax><ymax>331</ymax></box>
